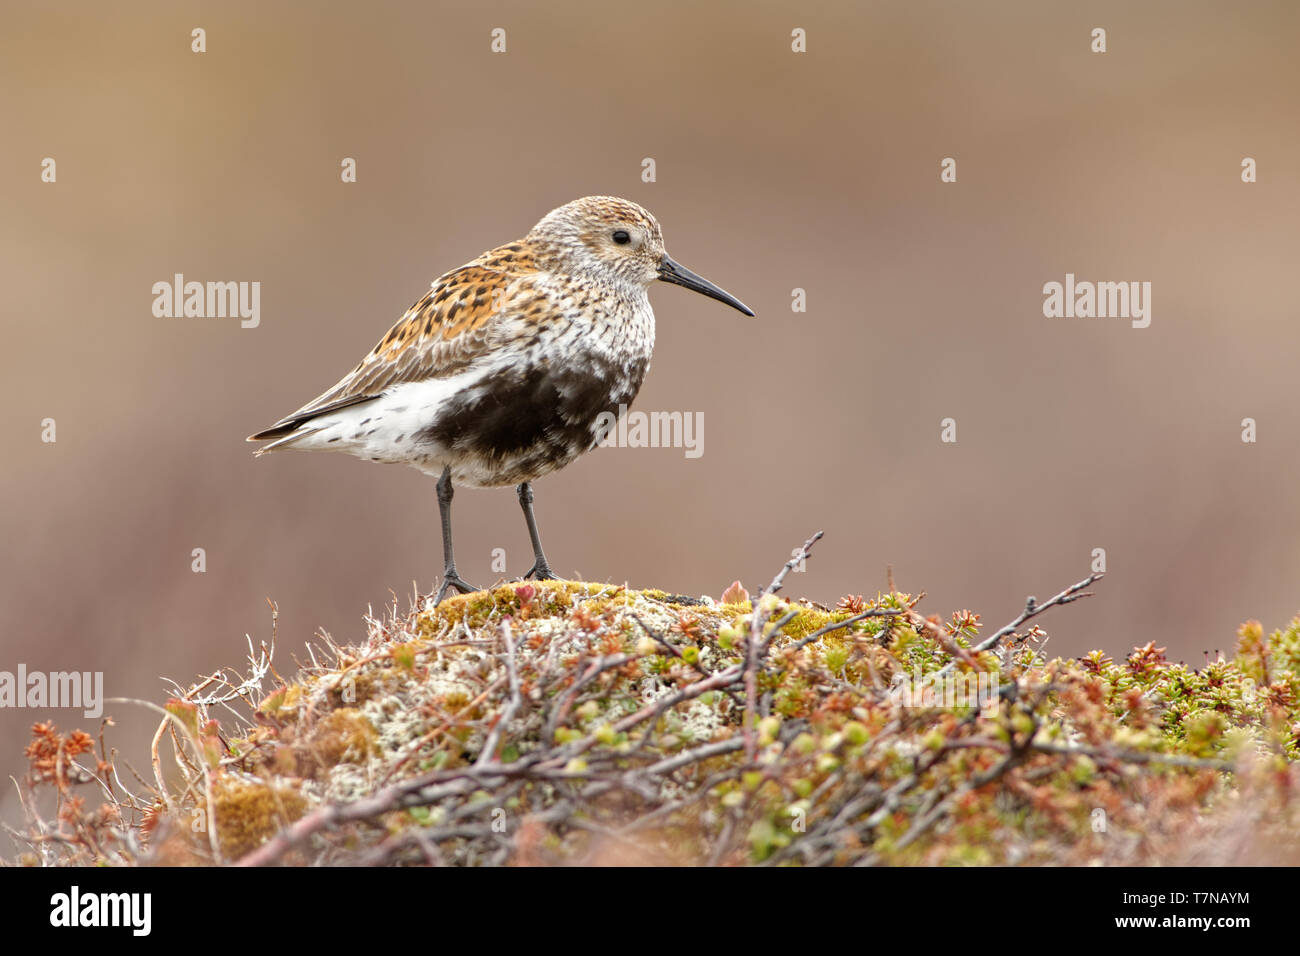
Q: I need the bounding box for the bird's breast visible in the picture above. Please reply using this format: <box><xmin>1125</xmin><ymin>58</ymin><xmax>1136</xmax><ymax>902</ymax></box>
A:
<box><xmin>411</xmin><ymin>293</ymin><xmax>655</xmax><ymax>486</ymax></box>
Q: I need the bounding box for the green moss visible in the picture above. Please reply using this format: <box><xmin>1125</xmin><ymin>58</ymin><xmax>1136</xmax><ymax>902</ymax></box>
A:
<box><xmin>213</xmin><ymin>780</ymin><xmax>308</xmax><ymax>860</ymax></box>
<box><xmin>775</xmin><ymin>605</ymin><xmax>848</xmax><ymax>641</ymax></box>
<box><xmin>418</xmin><ymin>579</ymin><xmax>635</xmax><ymax>633</ymax></box>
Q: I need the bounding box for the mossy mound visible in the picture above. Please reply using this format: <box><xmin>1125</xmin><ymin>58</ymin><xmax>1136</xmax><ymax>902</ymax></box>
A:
<box><xmin>12</xmin><ymin>578</ymin><xmax>1300</xmax><ymax>866</ymax></box>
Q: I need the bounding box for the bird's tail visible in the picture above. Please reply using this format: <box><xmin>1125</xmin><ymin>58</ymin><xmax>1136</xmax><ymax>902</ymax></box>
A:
<box><xmin>247</xmin><ymin>425</ymin><xmax>322</xmax><ymax>456</ymax></box>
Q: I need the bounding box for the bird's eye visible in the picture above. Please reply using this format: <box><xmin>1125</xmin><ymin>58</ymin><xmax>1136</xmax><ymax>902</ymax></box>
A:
<box><xmin>612</xmin><ymin>230</ymin><xmax>631</xmax><ymax>245</ymax></box>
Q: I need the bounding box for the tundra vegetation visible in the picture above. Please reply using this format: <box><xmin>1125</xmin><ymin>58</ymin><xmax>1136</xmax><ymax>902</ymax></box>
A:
<box><xmin>10</xmin><ymin>536</ymin><xmax>1300</xmax><ymax>866</ymax></box>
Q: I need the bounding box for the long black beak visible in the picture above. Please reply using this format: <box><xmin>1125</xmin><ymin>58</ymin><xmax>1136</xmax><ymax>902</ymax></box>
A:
<box><xmin>658</xmin><ymin>255</ymin><xmax>754</xmax><ymax>316</ymax></box>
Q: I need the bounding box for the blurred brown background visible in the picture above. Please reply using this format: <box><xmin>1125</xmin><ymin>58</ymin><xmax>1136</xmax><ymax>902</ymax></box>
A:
<box><xmin>2</xmin><ymin>1</ymin><xmax>1298</xmax><ymax>830</ymax></box>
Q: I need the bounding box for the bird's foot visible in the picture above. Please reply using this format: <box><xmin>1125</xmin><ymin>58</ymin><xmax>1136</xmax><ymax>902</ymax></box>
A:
<box><xmin>521</xmin><ymin>560</ymin><xmax>556</xmax><ymax>582</ymax></box>
<box><xmin>434</xmin><ymin>568</ymin><xmax>480</xmax><ymax>604</ymax></box>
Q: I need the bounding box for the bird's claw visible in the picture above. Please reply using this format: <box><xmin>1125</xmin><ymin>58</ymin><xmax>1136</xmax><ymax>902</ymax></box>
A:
<box><xmin>435</xmin><ymin>569</ymin><xmax>480</xmax><ymax>604</ymax></box>
<box><xmin>521</xmin><ymin>561</ymin><xmax>556</xmax><ymax>582</ymax></box>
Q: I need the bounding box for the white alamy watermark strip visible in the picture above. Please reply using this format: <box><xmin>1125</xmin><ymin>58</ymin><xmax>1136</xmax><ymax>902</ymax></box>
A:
<box><xmin>594</xmin><ymin>403</ymin><xmax>704</xmax><ymax>459</ymax></box>
<box><xmin>49</xmin><ymin>887</ymin><xmax>151</xmax><ymax>936</ymax></box>
<box><xmin>0</xmin><ymin>665</ymin><xmax>104</xmax><ymax>718</ymax></box>
<box><xmin>1042</xmin><ymin>273</ymin><xmax>1151</xmax><ymax>328</ymax></box>
<box><xmin>152</xmin><ymin>274</ymin><xmax>260</xmax><ymax>328</ymax></box>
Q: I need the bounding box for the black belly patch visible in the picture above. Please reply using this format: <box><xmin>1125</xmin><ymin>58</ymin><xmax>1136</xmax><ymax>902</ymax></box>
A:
<box><xmin>417</xmin><ymin>358</ymin><xmax>647</xmax><ymax>467</ymax></box>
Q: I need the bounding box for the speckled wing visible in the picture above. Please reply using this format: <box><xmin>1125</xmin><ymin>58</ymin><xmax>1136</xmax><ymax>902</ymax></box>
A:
<box><xmin>247</xmin><ymin>247</ymin><xmax>536</xmax><ymax>442</ymax></box>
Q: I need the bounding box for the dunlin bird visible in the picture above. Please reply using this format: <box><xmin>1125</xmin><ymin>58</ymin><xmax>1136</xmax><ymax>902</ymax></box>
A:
<box><xmin>248</xmin><ymin>196</ymin><xmax>753</xmax><ymax>602</ymax></box>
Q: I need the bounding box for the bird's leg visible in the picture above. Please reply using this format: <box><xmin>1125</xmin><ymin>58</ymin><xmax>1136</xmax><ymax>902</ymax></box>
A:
<box><xmin>434</xmin><ymin>466</ymin><xmax>479</xmax><ymax>604</ymax></box>
<box><xmin>516</xmin><ymin>482</ymin><xmax>556</xmax><ymax>581</ymax></box>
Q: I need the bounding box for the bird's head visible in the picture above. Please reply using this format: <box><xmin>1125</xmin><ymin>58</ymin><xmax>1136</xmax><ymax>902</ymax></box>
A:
<box><xmin>527</xmin><ymin>196</ymin><xmax>754</xmax><ymax>316</ymax></box>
